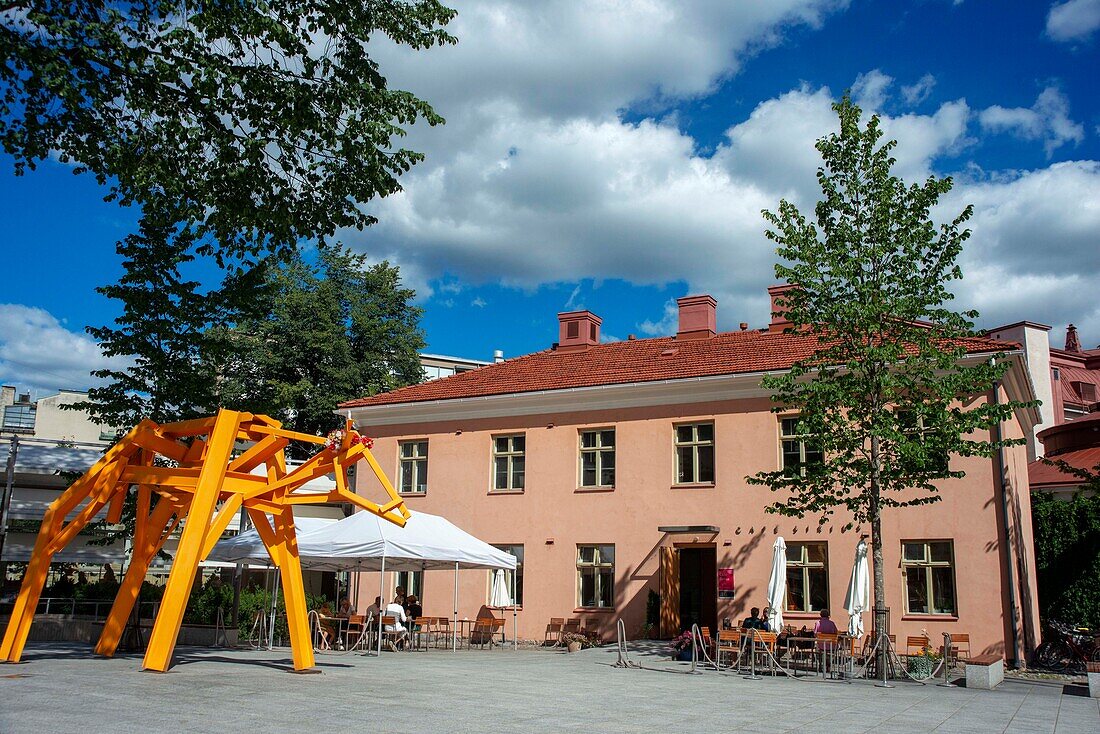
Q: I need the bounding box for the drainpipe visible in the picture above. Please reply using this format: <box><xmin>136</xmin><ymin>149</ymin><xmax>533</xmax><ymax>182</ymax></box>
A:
<box><xmin>990</xmin><ymin>358</ymin><xmax>1021</xmax><ymax>668</ymax></box>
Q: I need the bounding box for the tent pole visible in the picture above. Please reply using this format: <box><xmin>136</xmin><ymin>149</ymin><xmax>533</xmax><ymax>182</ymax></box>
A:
<box><xmin>377</xmin><ymin>554</ymin><xmax>385</xmax><ymax>657</ymax></box>
<box><xmin>512</xmin><ymin>569</ymin><xmax>517</xmax><ymax>652</ymax></box>
<box><xmin>452</xmin><ymin>561</ymin><xmax>459</xmax><ymax>652</ymax></box>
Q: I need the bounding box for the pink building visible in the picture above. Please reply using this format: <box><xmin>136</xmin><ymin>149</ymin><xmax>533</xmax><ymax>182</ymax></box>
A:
<box><xmin>342</xmin><ymin>289</ymin><xmax>1041</xmax><ymax>665</ymax></box>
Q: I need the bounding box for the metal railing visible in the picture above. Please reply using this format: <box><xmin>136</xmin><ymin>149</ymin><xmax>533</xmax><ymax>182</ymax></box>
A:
<box><xmin>0</xmin><ymin>597</ymin><xmax>160</xmax><ymax>621</ymax></box>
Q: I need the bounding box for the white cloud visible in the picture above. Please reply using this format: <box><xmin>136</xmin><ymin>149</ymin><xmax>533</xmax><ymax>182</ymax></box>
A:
<box><xmin>470</xmin><ymin>296</ymin><xmax>487</xmax><ymax>308</ymax></box>
<box><xmin>979</xmin><ymin>86</ymin><xmax>1086</xmax><ymax>156</ymax></box>
<box><xmin>852</xmin><ymin>69</ymin><xmax>893</xmax><ymax>110</ymax></box>
<box><xmin>901</xmin><ymin>74</ymin><xmax>936</xmax><ymax>106</ymax></box>
<box><xmin>0</xmin><ymin>304</ymin><xmax>129</xmax><ymax>395</ymax></box>
<box><xmin>340</xmin><ymin>6</ymin><xmax>1099</xmax><ymax>346</ymax></box>
<box><xmin>1046</xmin><ymin>0</ymin><xmax>1100</xmax><ymax>43</ymax></box>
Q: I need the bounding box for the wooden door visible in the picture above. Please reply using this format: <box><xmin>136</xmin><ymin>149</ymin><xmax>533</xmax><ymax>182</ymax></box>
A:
<box><xmin>659</xmin><ymin>546</ymin><xmax>680</xmax><ymax>638</ymax></box>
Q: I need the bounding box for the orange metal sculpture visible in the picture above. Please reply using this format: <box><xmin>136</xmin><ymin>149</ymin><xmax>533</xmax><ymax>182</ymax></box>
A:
<box><xmin>0</xmin><ymin>409</ymin><xmax>408</xmax><ymax>672</ymax></box>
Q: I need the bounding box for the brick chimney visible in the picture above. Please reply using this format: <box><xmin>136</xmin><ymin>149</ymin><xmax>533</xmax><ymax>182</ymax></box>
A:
<box><xmin>557</xmin><ymin>310</ymin><xmax>602</xmax><ymax>351</ymax></box>
<box><xmin>1066</xmin><ymin>324</ymin><xmax>1081</xmax><ymax>353</ymax></box>
<box><xmin>676</xmin><ymin>295</ymin><xmax>717</xmax><ymax>340</ymax></box>
<box><xmin>767</xmin><ymin>284</ymin><xmax>799</xmax><ymax>334</ymax></box>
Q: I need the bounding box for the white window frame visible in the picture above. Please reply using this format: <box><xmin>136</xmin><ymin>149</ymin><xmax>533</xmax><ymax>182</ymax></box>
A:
<box><xmin>578</xmin><ymin>428</ymin><xmax>615</xmax><ymax>488</ymax></box>
<box><xmin>785</xmin><ymin>542</ymin><xmax>829</xmax><ymax>612</ymax></box>
<box><xmin>901</xmin><ymin>540</ymin><xmax>957</xmax><ymax>616</ymax></box>
<box><xmin>673</xmin><ymin>422</ymin><xmax>715</xmax><ymax>485</ymax></box>
<box><xmin>492</xmin><ymin>433</ymin><xmax>526</xmax><ymax>491</ymax></box>
<box><xmin>780</xmin><ymin>416</ymin><xmax>822</xmax><ymax>477</ymax></box>
<box><xmin>398</xmin><ymin>439</ymin><xmax>429</xmax><ymax>494</ymax></box>
<box><xmin>576</xmin><ymin>544</ymin><xmax>615</xmax><ymax>608</ymax></box>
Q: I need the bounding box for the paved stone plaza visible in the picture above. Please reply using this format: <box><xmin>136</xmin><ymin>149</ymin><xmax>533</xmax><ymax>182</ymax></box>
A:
<box><xmin>2</xmin><ymin>642</ymin><xmax>1098</xmax><ymax>733</ymax></box>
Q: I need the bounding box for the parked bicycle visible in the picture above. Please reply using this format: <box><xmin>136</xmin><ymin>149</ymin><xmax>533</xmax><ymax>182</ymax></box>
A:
<box><xmin>1033</xmin><ymin>619</ymin><xmax>1100</xmax><ymax>672</ymax></box>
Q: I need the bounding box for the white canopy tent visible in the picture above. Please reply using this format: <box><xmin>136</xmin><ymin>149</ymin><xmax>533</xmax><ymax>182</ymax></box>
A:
<box><xmin>209</xmin><ymin>510</ymin><xmax>517</xmax><ymax>652</ymax></box>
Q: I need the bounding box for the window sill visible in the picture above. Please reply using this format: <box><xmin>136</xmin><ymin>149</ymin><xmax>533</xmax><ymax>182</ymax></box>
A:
<box><xmin>487</xmin><ymin>489</ymin><xmax>525</xmax><ymax>495</ymax></box>
<box><xmin>573</xmin><ymin>607</ymin><xmax>616</xmax><ymax>614</ymax></box>
<box><xmin>398</xmin><ymin>492</ymin><xmax>427</xmax><ymax>498</ymax></box>
<box><xmin>781</xmin><ymin>612</ymin><xmax>823</xmax><ymax>620</ymax></box>
<box><xmin>574</xmin><ymin>486</ymin><xmax>615</xmax><ymax>493</ymax></box>
<box><xmin>671</xmin><ymin>483</ymin><xmax>716</xmax><ymax>490</ymax></box>
<box><xmin>902</xmin><ymin>614</ymin><xmax>959</xmax><ymax>622</ymax></box>
<box><xmin>488</xmin><ymin>605</ymin><xmax>523</xmax><ymax>611</ymax></box>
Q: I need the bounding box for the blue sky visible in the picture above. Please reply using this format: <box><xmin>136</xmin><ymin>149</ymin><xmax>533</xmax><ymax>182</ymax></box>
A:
<box><xmin>2</xmin><ymin>0</ymin><xmax>1100</xmax><ymax>395</ymax></box>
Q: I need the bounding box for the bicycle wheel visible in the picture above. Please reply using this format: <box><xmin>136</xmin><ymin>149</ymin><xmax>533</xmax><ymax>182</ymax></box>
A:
<box><xmin>1035</xmin><ymin>640</ymin><xmax>1071</xmax><ymax>672</ymax></box>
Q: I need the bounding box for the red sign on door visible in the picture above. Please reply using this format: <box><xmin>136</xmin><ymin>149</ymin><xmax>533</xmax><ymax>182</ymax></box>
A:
<box><xmin>718</xmin><ymin>568</ymin><xmax>735</xmax><ymax>598</ymax></box>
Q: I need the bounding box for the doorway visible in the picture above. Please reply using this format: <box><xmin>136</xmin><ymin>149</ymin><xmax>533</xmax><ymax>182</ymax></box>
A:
<box><xmin>678</xmin><ymin>546</ymin><xmax>717</xmax><ymax>633</ymax></box>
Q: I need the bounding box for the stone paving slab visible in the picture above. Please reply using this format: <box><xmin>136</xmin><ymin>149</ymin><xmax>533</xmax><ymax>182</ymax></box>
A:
<box><xmin>1</xmin><ymin>642</ymin><xmax>1098</xmax><ymax>733</ymax></box>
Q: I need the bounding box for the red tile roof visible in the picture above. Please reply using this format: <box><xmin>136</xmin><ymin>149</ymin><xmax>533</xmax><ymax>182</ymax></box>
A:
<box><xmin>341</xmin><ymin>330</ymin><xmax>1012</xmax><ymax>409</ymax></box>
<box><xmin>1028</xmin><ymin>448</ymin><xmax>1100</xmax><ymax>488</ymax></box>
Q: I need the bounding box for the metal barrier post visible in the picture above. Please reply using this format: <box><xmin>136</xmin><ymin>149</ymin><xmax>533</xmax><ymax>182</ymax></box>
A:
<box><xmin>938</xmin><ymin>632</ymin><xmax>953</xmax><ymax>687</ymax></box>
<box><xmin>874</xmin><ymin>605</ymin><xmax>893</xmax><ymax>688</ymax></box>
<box><xmin>744</xmin><ymin>628</ymin><xmax>761</xmax><ymax>680</ymax></box>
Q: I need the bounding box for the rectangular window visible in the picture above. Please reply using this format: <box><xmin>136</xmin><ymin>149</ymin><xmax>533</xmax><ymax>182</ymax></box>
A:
<box><xmin>393</xmin><ymin>571</ymin><xmax>422</xmax><ymax>600</ymax></box>
<box><xmin>579</xmin><ymin>429</ymin><xmax>615</xmax><ymax>487</ymax></box>
<box><xmin>902</xmin><ymin>541</ymin><xmax>957</xmax><ymax>615</ymax></box>
<box><xmin>785</xmin><ymin>542</ymin><xmax>829</xmax><ymax>612</ymax></box>
<box><xmin>781</xmin><ymin>417</ymin><xmax>823</xmax><ymax>478</ymax></box>
<box><xmin>399</xmin><ymin>440</ymin><xmax>428</xmax><ymax>494</ymax></box>
<box><xmin>492</xmin><ymin>434</ymin><xmax>525</xmax><ymax>491</ymax></box>
<box><xmin>896</xmin><ymin>411</ymin><xmax>949</xmax><ymax>474</ymax></box>
<box><xmin>577</xmin><ymin>544</ymin><xmax>614</xmax><ymax>608</ymax></box>
<box><xmin>674</xmin><ymin>422</ymin><xmax>714</xmax><ymax>484</ymax></box>
<box><xmin>491</xmin><ymin>544</ymin><xmax>524</xmax><ymax>606</ymax></box>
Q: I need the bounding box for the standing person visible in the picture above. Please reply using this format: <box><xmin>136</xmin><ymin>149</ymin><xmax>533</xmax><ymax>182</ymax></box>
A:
<box><xmin>394</xmin><ymin>585</ymin><xmax>407</xmax><ymax>608</ymax></box>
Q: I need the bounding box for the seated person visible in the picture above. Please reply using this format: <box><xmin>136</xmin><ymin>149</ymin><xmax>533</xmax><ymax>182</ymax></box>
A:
<box><xmin>316</xmin><ymin>602</ymin><xmax>337</xmax><ymax>648</ymax></box>
<box><xmin>365</xmin><ymin>596</ymin><xmax>383</xmax><ymax>631</ymax></box>
<box><xmin>337</xmin><ymin>597</ymin><xmax>354</xmax><ymax>617</ymax></box>
<box><xmin>740</xmin><ymin>606</ymin><xmax>767</xmax><ymax>632</ymax></box>
<box><xmin>761</xmin><ymin>606</ymin><xmax>774</xmax><ymax>632</ymax></box>
<box><xmin>405</xmin><ymin>594</ymin><xmax>423</xmax><ymax>627</ymax></box>
<box><xmin>384</xmin><ymin>595</ymin><xmax>408</xmax><ymax>649</ymax></box>
<box><xmin>813</xmin><ymin>609</ymin><xmax>839</xmax><ymax>650</ymax></box>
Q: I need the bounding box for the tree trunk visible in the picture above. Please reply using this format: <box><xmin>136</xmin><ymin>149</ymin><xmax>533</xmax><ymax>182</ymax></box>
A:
<box><xmin>869</xmin><ymin>433</ymin><xmax>889</xmax><ymax>678</ymax></box>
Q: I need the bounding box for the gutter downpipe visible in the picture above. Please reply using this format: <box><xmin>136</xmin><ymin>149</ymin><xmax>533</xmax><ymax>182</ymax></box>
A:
<box><xmin>991</xmin><ymin>358</ymin><xmax>1021</xmax><ymax>669</ymax></box>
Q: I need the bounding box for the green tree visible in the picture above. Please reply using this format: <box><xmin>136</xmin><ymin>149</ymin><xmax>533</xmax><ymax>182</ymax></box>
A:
<box><xmin>76</xmin><ymin>206</ymin><xmax>267</xmax><ymax>429</ymax></box>
<box><xmin>746</xmin><ymin>96</ymin><xmax>1031</xmax><ymax>626</ymax></box>
<box><xmin>1031</xmin><ymin>460</ymin><xmax>1100</xmax><ymax>628</ymax></box>
<box><xmin>220</xmin><ymin>246</ymin><xmax>424</xmax><ymax>455</ymax></box>
<box><xmin>0</xmin><ymin>1</ymin><xmax>456</xmax><ymax>264</ymax></box>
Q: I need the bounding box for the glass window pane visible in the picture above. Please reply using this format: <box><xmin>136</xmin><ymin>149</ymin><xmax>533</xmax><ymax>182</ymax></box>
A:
<box><xmin>806</xmin><ymin>543</ymin><xmax>826</xmax><ymax>564</ymax></box>
<box><xmin>782</xmin><ymin>441</ymin><xmax>801</xmax><ymax>468</ymax></box>
<box><xmin>578</xmin><ymin>546</ymin><xmax>595</xmax><ymax>564</ymax></box>
<box><xmin>599</xmin><ymin>545</ymin><xmax>614</xmax><ymax>564</ymax></box>
<box><xmin>906</xmin><ymin>567</ymin><xmax>929</xmax><ymax>613</ymax></box>
<box><xmin>804</xmin><ymin>443</ymin><xmax>823</xmax><ymax>466</ymax></box>
<box><xmin>600</xmin><ymin>430</ymin><xmax>615</xmax><ymax>447</ymax></box>
<box><xmin>416</xmin><ymin>459</ymin><xmax>427</xmax><ymax>492</ymax></box>
<box><xmin>495</xmin><ymin>437</ymin><xmax>509</xmax><ymax>453</ymax></box>
<box><xmin>494</xmin><ymin>458</ymin><xmax>509</xmax><ymax>489</ymax></box>
<box><xmin>931</xmin><ymin>567</ymin><xmax>956</xmax><ymax>614</ymax></box>
<box><xmin>808</xmin><ymin>567</ymin><xmax>828</xmax><ymax>611</ymax></box>
<box><xmin>512</xmin><ymin>468</ymin><xmax>525</xmax><ymax>490</ymax></box>
<box><xmin>903</xmin><ymin>543</ymin><xmax>925</xmax><ymax>562</ymax></box>
<box><xmin>781</xmin><ymin>418</ymin><xmax>799</xmax><ymax>437</ymax></box>
<box><xmin>512</xmin><ymin>435</ymin><xmax>525</xmax><ymax>452</ymax></box>
<box><xmin>786</xmin><ymin>543</ymin><xmax>803</xmax><ymax>563</ymax></box>
<box><xmin>786</xmin><ymin>568</ymin><xmax>806</xmax><ymax>611</ymax></box>
<box><xmin>401</xmin><ymin>443</ymin><xmax>414</xmax><ymax>458</ymax></box>
<box><xmin>582</xmin><ymin>466</ymin><xmax>597</xmax><ymax>486</ymax></box>
<box><xmin>598</xmin><ymin>569</ymin><xmax>614</xmax><ymax>607</ymax></box>
<box><xmin>697</xmin><ymin>445</ymin><xmax>714</xmax><ymax>483</ymax></box>
<box><xmin>676</xmin><ymin>446</ymin><xmax>694</xmax><ymax>483</ymax></box>
<box><xmin>579</xmin><ymin>568</ymin><xmax>595</xmax><ymax>607</ymax></box>
<box><xmin>929</xmin><ymin>542</ymin><xmax>952</xmax><ymax>563</ymax></box>
<box><xmin>601</xmin><ymin>450</ymin><xmax>614</xmax><ymax>469</ymax></box>
<box><xmin>400</xmin><ymin>464</ymin><xmax>412</xmax><ymax>492</ymax></box>
<box><xmin>582</xmin><ymin>452</ymin><xmax>596</xmax><ymax>471</ymax></box>
<box><xmin>416</xmin><ymin>441</ymin><xmax>428</xmax><ymax>456</ymax></box>
<box><xmin>600</xmin><ymin>465</ymin><xmax>615</xmax><ymax>486</ymax></box>
<box><xmin>581</xmin><ymin>431</ymin><xmax>596</xmax><ymax>448</ymax></box>
<box><xmin>676</xmin><ymin>425</ymin><xmax>694</xmax><ymax>444</ymax></box>
<box><xmin>696</xmin><ymin>423</ymin><xmax>713</xmax><ymax>442</ymax></box>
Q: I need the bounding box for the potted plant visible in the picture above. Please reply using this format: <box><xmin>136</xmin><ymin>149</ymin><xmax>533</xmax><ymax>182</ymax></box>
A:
<box><xmin>670</xmin><ymin>630</ymin><xmax>697</xmax><ymax>661</ymax></box>
<box><xmin>907</xmin><ymin>645</ymin><xmax>942</xmax><ymax>678</ymax></box>
<box><xmin>561</xmin><ymin>632</ymin><xmax>585</xmax><ymax>653</ymax></box>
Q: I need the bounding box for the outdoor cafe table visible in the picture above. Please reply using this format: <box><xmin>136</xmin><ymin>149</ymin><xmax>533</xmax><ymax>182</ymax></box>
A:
<box><xmin>782</xmin><ymin>634</ymin><xmax>852</xmax><ymax>678</ymax></box>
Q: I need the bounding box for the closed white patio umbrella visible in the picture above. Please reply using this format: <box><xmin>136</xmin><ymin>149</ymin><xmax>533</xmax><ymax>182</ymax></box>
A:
<box><xmin>490</xmin><ymin>569</ymin><xmax>518</xmax><ymax>651</ymax></box>
<box><xmin>766</xmin><ymin>537</ymin><xmax>787</xmax><ymax>633</ymax></box>
<box><xmin>843</xmin><ymin>538</ymin><xmax>870</xmax><ymax>638</ymax></box>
